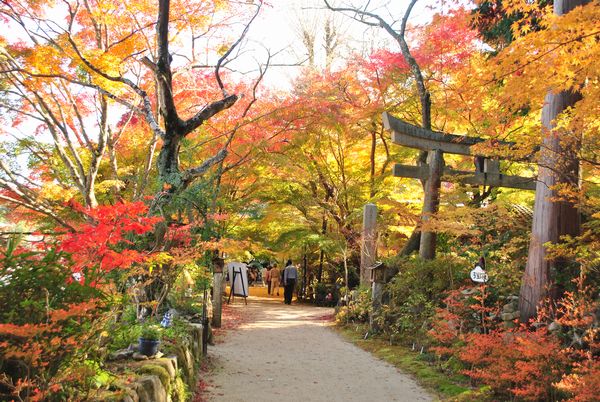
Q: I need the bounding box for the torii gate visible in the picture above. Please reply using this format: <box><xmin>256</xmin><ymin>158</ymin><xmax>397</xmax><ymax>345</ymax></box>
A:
<box><xmin>383</xmin><ymin>112</ymin><xmax>536</xmax><ymax>259</ymax></box>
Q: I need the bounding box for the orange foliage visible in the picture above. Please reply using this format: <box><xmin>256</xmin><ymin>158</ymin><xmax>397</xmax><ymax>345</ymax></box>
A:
<box><xmin>556</xmin><ymin>358</ymin><xmax>600</xmax><ymax>402</ymax></box>
<box><xmin>430</xmin><ymin>277</ymin><xmax>599</xmax><ymax>401</ymax></box>
<box><xmin>0</xmin><ymin>299</ymin><xmax>104</xmax><ymax>400</ymax></box>
<box><xmin>59</xmin><ymin>201</ymin><xmax>161</xmax><ymax>278</ymax></box>
<box><xmin>460</xmin><ymin>328</ymin><xmax>568</xmax><ymax>401</ymax></box>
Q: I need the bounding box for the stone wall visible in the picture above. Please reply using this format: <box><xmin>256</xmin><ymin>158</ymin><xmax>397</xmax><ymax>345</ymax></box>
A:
<box><xmin>101</xmin><ymin>322</ymin><xmax>204</xmax><ymax>402</ymax></box>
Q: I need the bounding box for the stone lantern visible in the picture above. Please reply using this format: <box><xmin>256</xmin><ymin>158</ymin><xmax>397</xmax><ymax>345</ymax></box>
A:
<box><xmin>368</xmin><ymin>261</ymin><xmax>386</xmax><ymax>284</ymax></box>
<box><xmin>212</xmin><ymin>255</ymin><xmax>224</xmax><ymax>273</ymax></box>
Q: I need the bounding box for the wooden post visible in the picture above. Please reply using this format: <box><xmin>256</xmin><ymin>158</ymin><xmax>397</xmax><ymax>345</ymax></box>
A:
<box><xmin>371</xmin><ymin>280</ymin><xmax>384</xmax><ymax>332</ymax></box>
<box><xmin>211</xmin><ymin>256</ymin><xmax>224</xmax><ymax>328</ymax></box>
<box><xmin>368</xmin><ymin>262</ymin><xmax>386</xmax><ymax>332</ymax></box>
<box><xmin>360</xmin><ymin>203</ymin><xmax>377</xmax><ymax>286</ymax></box>
<box><xmin>419</xmin><ymin>150</ymin><xmax>443</xmax><ymax>260</ymax></box>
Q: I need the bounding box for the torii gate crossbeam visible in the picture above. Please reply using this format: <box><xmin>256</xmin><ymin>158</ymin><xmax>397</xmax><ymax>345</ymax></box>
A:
<box><xmin>383</xmin><ymin>112</ymin><xmax>536</xmax><ymax>259</ymax></box>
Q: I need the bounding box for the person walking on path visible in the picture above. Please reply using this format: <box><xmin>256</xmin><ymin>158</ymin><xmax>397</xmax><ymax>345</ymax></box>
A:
<box><xmin>270</xmin><ymin>264</ymin><xmax>281</xmax><ymax>296</ymax></box>
<box><xmin>283</xmin><ymin>259</ymin><xmax>298</xmax><ymax>305</ymax></box>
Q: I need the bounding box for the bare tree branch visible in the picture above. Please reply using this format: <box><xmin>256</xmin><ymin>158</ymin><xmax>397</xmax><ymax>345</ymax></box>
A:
<box><xmin>181</xmin><ymin>94</ymin><xmax>239</xmax><ymax>135</ymax></box>
<box><xmin>324</xmin><ymin>0</ymin><xmax>430</xmax><ymax>129</ymax></box>
<box><xmin>181</xmin><ymin>148</ymin><xmax>228</xmax><ymax>186</ymax></box>
<box><xmin>215</xmin><ymin>0</ymin><xmax>263</xmax><ymax>96</ymax></box>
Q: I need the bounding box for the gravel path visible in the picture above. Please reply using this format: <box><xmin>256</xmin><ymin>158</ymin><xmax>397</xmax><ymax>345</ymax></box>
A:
<box><xmin>203</xmin><ymin>295</ymin><xmax>432</xmax><ymax>402</ymax></box>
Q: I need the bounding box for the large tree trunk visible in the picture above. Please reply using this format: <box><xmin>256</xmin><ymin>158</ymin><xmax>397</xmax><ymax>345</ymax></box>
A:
<box><xmin>150</xmin><ymin>0</ymin><xmax>237</xmax><ymax>203</ymax></box>
<box><xmin>519</xmin><ymin>90</ymin><xmax>582</xmax><ymax>321</ymax></box>
<box><xmin>519</xmin><ymin>0</ymin><xmax>586</xmax><ymax>321</ymax></box>
<box><xmin>157</xmin><ymin>135</ymin><xmax>182</xmax><ymax>186</ymax></box>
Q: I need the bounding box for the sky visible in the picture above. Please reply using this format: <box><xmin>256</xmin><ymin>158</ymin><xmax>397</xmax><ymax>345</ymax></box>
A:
<box><xmin>231</xmin><ymin>0</ymin><xmax>444</xmax><ymax>88</ymax></box>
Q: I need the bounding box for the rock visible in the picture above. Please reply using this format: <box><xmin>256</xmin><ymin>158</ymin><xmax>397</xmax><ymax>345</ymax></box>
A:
<box><xmin>165</xmin><ymin>355</ymin><xmax>178</xmax><ymax>373</ymax></box>
<box><xmin>149</xmin><ymin>358</ymin><xmax>177</xmax><ymax>379</ymax></box>
<box><xmin>173</xmin><ymin>344</ymin><xmax>195</xmax><ymax>387</ymax></box>
<box><xmin>133</xmin><ymin>352</ymin><xmax>149</xmax><ymax>361</ymax></box>
<box><xmin>136</xmin><ymin>365</ymin><xmax>171</xmax><ymax>392</ymax></box>
<box><xmin>570</xmin><ymin>332</ymin><xmax>584</xmax><ymax>348</ymax></box>
<box><xmin>189</xmin><ymin>323</ymin><xmax>203</xmax><ymax>357</ymax></box>
<box><xmin>548</xmin><ymin>321</ymin><xmax>562</xmax><ymax>333</ymax></box>
<box><xmin>502</xmin><ymin>303</ymin><xmax>516</xmax><ymax>313</ymax></box>
<box><xmin>501</xmin><ymin>311</ymin><xmax>520</xmax><ymax>321</ymax></box>
<box><xmin>134</xmin><ymin>375</ymin><xmax>167</xmax><ymax>402</ymax></box>
<box><xmin>1</xmin><ymin>359</ymin><xmax>28</xmax><ymax>387</ymax></box>
<box><xmin>149</xmin><ymin>351</ymin><xmax>164</xmax><ymax>359</ymax></box>
<box><xmin>207</xmin><ymin>322</ymin><xmax>214</xmax><ymax>345</ymax></box>
<box><xmin>461</xmin><ymin>287</ymin><xmax>477</xmax><ymax>295</ymax></box>
<box><xmin>108</xmin><ymin>348</ymin><xmax>134</xmax><ymax>361</ymax></box>
<box><xmin>121</xmin><ymin>387</ymin><xmax>139</xmax><ymax>402</ymax></box>
<box><xmin>188</xmin><ymin>313</ymin><xmax>202</xmax><ymax>323</ymax></box>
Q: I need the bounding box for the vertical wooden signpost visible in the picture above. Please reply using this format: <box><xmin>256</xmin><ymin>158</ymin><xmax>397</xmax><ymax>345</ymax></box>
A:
<box><xmin>360</xmin><ymin>203</ymin><xmax>378</xmax><ymax>286</ymax></box>
<box><xmin>211</xmin><ymin>254</ymin><xmax>224</xmax><ymax>328</ymax></box>
<box><xmin>383</xmin><ymin>112</ymin><xmax>536</xmax><ymax>257</ymax></box>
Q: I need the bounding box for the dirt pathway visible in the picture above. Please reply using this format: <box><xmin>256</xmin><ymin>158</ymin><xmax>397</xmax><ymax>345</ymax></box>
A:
<box><xmin>203</xmin><ymin>294</ymin><xmax>432</xmax><ymax>402</ymax></box>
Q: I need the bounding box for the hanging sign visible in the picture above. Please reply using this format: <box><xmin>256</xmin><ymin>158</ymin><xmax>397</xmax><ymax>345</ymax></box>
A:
<box><xmin>470</xmin><ymin>264</ymin><xmax>488</xmax><ymax>283</ymax></box>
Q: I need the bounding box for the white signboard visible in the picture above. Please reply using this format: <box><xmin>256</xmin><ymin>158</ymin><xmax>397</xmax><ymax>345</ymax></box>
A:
<box><xmin>227</xmin><ymin>262</ymin><xmax>249</xmax><ymax>297</ymax></box>
<box><xmin>470</xmin><ymin>265</ymin><xmax>488</xmax><ymax>283</ymax></box>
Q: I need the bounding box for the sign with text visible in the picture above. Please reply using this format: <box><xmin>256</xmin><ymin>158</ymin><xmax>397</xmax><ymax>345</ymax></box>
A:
<box><xmin>470</xmin><ymin>265</ymin><xmax>488</xmax><ymax>283</ymax></box>
<box><xmin>227</xmin><ymin>262</ymin><xmax>249</xmax><ymax>297</ymax></box>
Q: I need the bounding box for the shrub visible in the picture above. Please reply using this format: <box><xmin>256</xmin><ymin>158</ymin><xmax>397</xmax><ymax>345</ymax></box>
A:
<box><xmin>385</xmin><ymin>255</ymin><xmax>469</xmax><ymax>306</ymax></box>
<box><xmin>167</xmin><ymin>263</ymin><xmax>211</xmax><ymax>315</ymax></box>
<box><xmin>427</xmin><ymin>275</ymin><xmax>600</xmax><ymax>401</ymax></box>
<box><xmin>336</xmin><ymin>287</ymin><xmax>371</xmax><ymax>323</ymax></box>
<box><xmin>373</xmin><ymin>292</ymin><xmax>436</xmax><ymax>343</ymax></box>
<box><xmin>555</xmin><ymin>358</ymin><xmax>600</xmax><ymax>402</ymax></box>
<box><xmin>140</xmin><ymin>324</ymin><xmax>162</xmax><ymax>341</ymax></box>
<box><xmin>0</xmin><ymin>236</ymin><xmax>107</xmax><ymax>401</ymax></box>
<box><xmin>0</xmin><ymin>236</ymin><xmax>103</xmax><ymax>325</ymax></box>
<box><xmin>373</xmin><ymin>255</ymin><xmax>469</xmax><ymax>340</ymax></box>
<box><xmin>434</xmin><ymin>202</ymin><xmax>531</xmax><ymax>296</ymax></box>
<box><xmin>314</xmin><ymin>282</ymin><xmax>340</xmax><ymax>307</ymax></box>
<box><xmin>459</xmin><ymin>328</ymin><xmax>568</xmax><ymax>401</ymax></box>
<box><xmin>0</xmin><ymin>202</ymin><xmax>159</xmax><ymax>400</ymax></box>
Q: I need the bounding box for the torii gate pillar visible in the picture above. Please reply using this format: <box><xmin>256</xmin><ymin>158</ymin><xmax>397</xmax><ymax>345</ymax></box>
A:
<box><xmin>419</xmin><ymin>150</ymin><xmax>443</xmax><ymax>260</ymax></box>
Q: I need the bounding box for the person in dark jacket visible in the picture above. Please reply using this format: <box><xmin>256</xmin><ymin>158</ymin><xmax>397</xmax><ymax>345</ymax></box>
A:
<box><xmin>282</xmin><ymin>259</ymin><xmax>298</xmax><ymax>305</ymax></box>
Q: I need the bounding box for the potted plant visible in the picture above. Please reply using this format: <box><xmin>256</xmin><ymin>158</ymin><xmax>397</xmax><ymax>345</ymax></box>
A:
<box><xmin>138</xmin><ymin>324</ymin><xmax>161</xmax><ymax>357</ymax></box>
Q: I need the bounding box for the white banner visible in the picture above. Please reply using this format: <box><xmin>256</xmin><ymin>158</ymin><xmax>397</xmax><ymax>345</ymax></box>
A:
<box><xmin>227</xmin><ymin>262</ymin><xmax>249</xmax><ymax>297</ymax></box>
